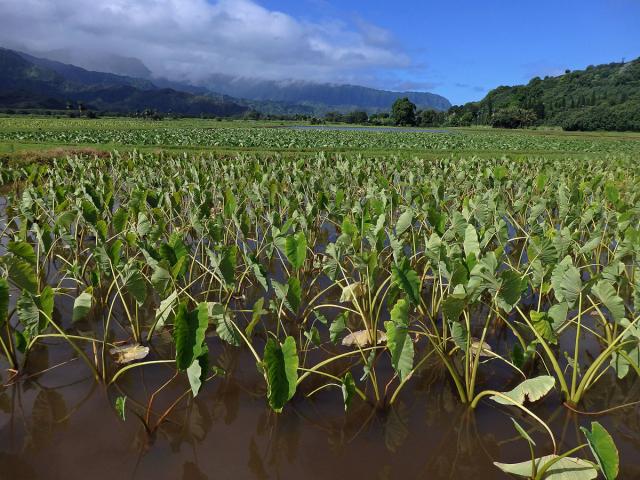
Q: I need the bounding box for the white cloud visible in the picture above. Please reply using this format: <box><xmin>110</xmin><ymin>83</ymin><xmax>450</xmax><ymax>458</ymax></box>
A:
<box><xmin>0</xmin><ymin>0</ymin><xmax>411</xmax><ymax>84</ymax></box>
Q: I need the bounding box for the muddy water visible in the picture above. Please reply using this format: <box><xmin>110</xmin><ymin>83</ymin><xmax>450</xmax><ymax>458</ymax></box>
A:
<box><xmin>1</xmin><ymin>334</ymin><xmax>639</xmax><ymax>480</ymax></box>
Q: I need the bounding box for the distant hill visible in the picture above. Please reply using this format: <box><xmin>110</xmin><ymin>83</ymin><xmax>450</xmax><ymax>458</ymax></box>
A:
<box><xmin>455</xmin><ymin>57</ymin><xmax>640</xmax><ymax>131</ymax></box>
<box><xmin>201</xmin><ymin>75</ymin><xmax>451</xmax><ymax>113</ymax></box>
<box><xmin>0</xmin><ymin>48</ymin><xmax>248</xmax><ymax>116</ymax></box>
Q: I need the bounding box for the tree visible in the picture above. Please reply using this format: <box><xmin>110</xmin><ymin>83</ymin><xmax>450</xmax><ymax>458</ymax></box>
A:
<box><xmin>490</xmin><ymin>107</ymin><xmax>537</xmax><ymax>129</ymax></box>
<box><xmin>391</xmin><ymin>97</ymin><xmax>417</xmax><ymax>126</ymax></box>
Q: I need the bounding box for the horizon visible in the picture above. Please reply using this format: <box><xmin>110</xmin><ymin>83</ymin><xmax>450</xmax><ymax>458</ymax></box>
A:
<box><xmin>0</xmin><ymin>0</ymin><xmax>639</xmax><ymax>104</ymax></box>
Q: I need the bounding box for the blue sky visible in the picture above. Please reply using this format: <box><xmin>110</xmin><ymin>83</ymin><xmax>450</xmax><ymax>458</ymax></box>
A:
<box><xmin>1</xmin><ymin>0</ymin><xmax>639</xmax><ymax>104</ymax></box>
<box><xmin>261</xmin><ymin>0</ymin><xmax>640</xmax><ymax>103</ymax></box>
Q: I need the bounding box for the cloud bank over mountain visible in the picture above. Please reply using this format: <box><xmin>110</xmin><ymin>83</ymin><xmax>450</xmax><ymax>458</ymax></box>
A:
<box><xmin>0</xmin><ymin>0</ymin><xmax>411</xmax><ymax>85</ymax></box>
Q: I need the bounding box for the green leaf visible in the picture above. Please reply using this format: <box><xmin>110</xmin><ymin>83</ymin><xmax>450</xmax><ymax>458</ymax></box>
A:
<box><xmin>263</xmin><ymin>336</ymin><xmax>298</xmax><ymax>412</ymax></box>
<box><xmin>81</xmin><ymin>199</ymin><xmax>98</xmax><ymax>225</ymax></box>
<box><xmin>442</xmin><ymin>292</ymin><xmax>466</xmax><ymax>323</ymax></box>
<box><xmin>463</xmin><ymin>224</ymin><xmax>480</xmax><ymax>259</ymax></box>
<box><xmin>591</xmin><ymin>281</ymin><xmax>625</xmax><ymax>323</ymax></box>
<box><xmin>173</xmin><ymin>302</ymin><xmax>209</xmax><ymax>370</ymax></box>
<box><xmin>341</xmin><ymin>372</ymin><xmax>356</xmax><ymax>411</ymax></box>
<box><xmin>246</xmin><ymin>297</ymin><xmax>265</xmax><ymax>339</ymax></box>
<box><xmin>286</xmin><ymin>276</ymin><xmax>301</xmax><ymax>314</ymax></box>
<box><xmin>115</xmin><ymin>396</ymin><xmax>126</xmax><ymax>421</ymax></box>
<box><xmin>7</xmin><ymin>258</ymin><xmax>38</xmax><ymax>295</ymax></box>
<box><xmin>531</xmin><ymin>311</ymin><xmax>558</xmax><ymax>344</ymax></box>
<box><xmin>219</xmin><ymin>245</ymin><xmax>237</xmax><ymax>286</ymax></box>
<box><xmin>72</xmin><ymin>288</ymin><xmax>93</xmax><ymax>322</ymax></box>
<box><xmin>329</xmin><ymin>312</ymin><xmax>347</xmax><ymax>344</ymax></box>
<box><xmin>123</xmin><ymin>266</ymin><xmax>147</xmax><ymax>306</ymax></box>
<box><xmin>17</xmin><ymin>291</ymin><xmax>40</xmax><ymax>340</ymax></box>
<box><xmin>391</xmin><ymin>257</ymin><xmax>421</xmax><ymax>306</ymax></box>
<box><xmin>395</xmin><ymin>208</ymin><xmax>413</xmax><ymax>236</ymax></box>
<box><xmin>187</xmin><ymin>349</ymin><xmax>209</xmax><ymax>397</ymax></box>
<box><xmin>385</xmin><ymin>299</ymin><xmax>414</xmax><ymax>381</ymax></box>
<box><xmin>8</xmin><ymin>241</ymin><xmax>36</xmax><ymax>265</ymax></box>
<box><xmin>491</xmin><ymin>375</ymin><xmax>555</xmax><ymax>405</ymax></box>
<box><xmin>340</xmin><ymin>282</ymin><xmax>364</xmax><ymax>304</ymax></box>
<box><xmin>284</xmin><ymin>231</ymin><xmax>307</xmax><ymax>270</ymax></box>
<box><xmin>497</xmin><ymin>270</ymin><xmax>527</xmax><ymax>312</ymax></box>
<box><xmin>113</xmin><ymin>208</ymin><xmax>129</xmax><ymax>234</ymax></box>
<box><xmin>210</xmin><ymin>302</ymin><xmax>241</xmax><ymax>347</ymax></box>
<box><xmin>581</xmin><ymin>422</ymin><xmax>619</xmax><ymax>480</ymax></box>
<box><xmin>551</xmin><ymin>257</ymin><xmax>582</xmax><ymax>307</ymax></box>
<box><xmin>494</xmin><ymin>455</ymin><xmax>597</xmax><ymax>479</ymax></box>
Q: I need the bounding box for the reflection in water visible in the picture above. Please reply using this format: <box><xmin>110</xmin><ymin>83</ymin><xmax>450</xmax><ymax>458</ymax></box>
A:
<box><xmin>0</xmin><ymin>341</ymin><xmax>639</xmax><ymax>479</ymax></box>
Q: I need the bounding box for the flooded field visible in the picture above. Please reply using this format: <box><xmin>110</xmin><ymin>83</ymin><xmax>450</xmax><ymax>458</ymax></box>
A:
<box><xmin>0</xmin><ymin>147</ymin><xmax>639</xmax><ymax>479</ymax></box>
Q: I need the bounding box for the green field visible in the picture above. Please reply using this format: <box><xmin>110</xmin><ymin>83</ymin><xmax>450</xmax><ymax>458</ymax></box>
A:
<box><xmin>2</xmin><ymin>116</ymin><xmax>640</xmax><ymax>161</ymax></box>
<box><xmin>1</xmin><ymin>117</ymin><xmax>639</xmax><ymax>478</ymax></box>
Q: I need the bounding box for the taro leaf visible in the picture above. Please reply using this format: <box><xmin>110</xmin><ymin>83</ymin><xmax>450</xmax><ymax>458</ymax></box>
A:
<box><xmin>511</xmin><ymin>417</ymin><xmax>536</xmax><ymax>446</ymax></box>
<box><xmin>113</xmin><ymin>208</ymin><xmax>129</xmax><ymax>234</ymax></box>
<box><xmin>580</xmin><ymin>422</ymin><xmax>619</xmax><ymax>480</ymax></box>
<box><xmin>286</xmin><ymin>276</ymin><xmax>302</xmax><ymax>314</ymax></box>
<box><xmin>223</xmin><ymin>187</ymin><xmax>236</xmax><ymax>219</ymax></box>
<box><xmin>548</xmin><ymin>302</ymin><xmax>569</xmax><ymax>331</ymax></box>
<box><xmin>155</xmin><ymin>290</ymin><xmax>178</xmax><ymax>331</ymax></box>
<box><xmin>463</xmin><ymin>224</ymin><xmax>480</xmax><ymax>260</ymax></box>
<box><xmin>491</xmin><ymin>375</ymin><xmax>555</xmax><ymax>405</ymax></box>
<box><xmin>497</xmin><ymin>270</ymin><xmax>527</xmax><ymax>312</ymax></box>
<box><xmin>530</xmin><ymin>311</ymin><xmax>558</xmax><ymax>344</ymax></box>
<box><xmin>8</xmin><ymin>241</ymin><xmax>37</xmax><ymax>265</ymax></box>
<box><xmin>341</xmin><ymin>372</ymin><xmax>356</xmax><ymax>411</ymax></box>
<box><xmin>17</xmin><ymin>291</ymin><xmax>40</xmax><ymax>340</ymax></box>
<box><xmin>340</xmin><ymin>282</ymin><xmax>364</xmax><ymax>304</ymax></box>
<box><xmin>591</xmin><ymin>280</ymin><xmax>625</xmax><ymax>323</ymax></box>
<box><xmin>450</xmin><ymin>321</ymin><xmax>468</xmax><ymax>352</ymax></box>
<box><xmin>494</xmin><ymin>455</ymin><xmax>597</xmax><ymax>479</ymax></box>
<box><xmin>209</xmin><ymin>302</ymin><xmax>241</xmax><ymax>347</ymax></box>
<box><xmin>246</xmin><ymin>297</ymin><xmax>265</xmax><ymax>339</ymax></box>
<box><xmin>7</xmin><ymin>257</ymin><xmax>38</xmax><ymax>295</ymax></box>
<box><xmin>81</xmin><ymin>199</ymin><xmax>98</xmax><ymax>225</ymax></box>
<box><xmin>72</xmin><ymin>288</ymin><xmax>93</xmax><ymax>322</ymax></box>
<box><xmin>391</xmin><ymin>257</ymin><xmax>421</xmax><ymax>305</ymax></box>
<box><xmin>395</xmin><ymin>208</ymin><xmax>413</xmax><ymax>236</ymax></box>
<box><xmin>123</xmin><ymin>266</ymin><xmax>147</xmax><ymax>306</ymax></box>
<box><xmin>151</xmin><ymin>262</ymin><xmax>172</xmax><ymax>294</ymax></box>
<box><xmin>304</xmin><ymin>326</ymin><xmax>321</xmax><ymax>346</ymax></box>
<box><xmin>174</xmin><ymin>302</ymin><xmax>209</xmax><ymax>370</ymax></box>
<box><xmin>263</xmin><ymin>336</ymin><xmax>298</xmax><ymax>412</ymax></box>
<box><xmin>385</xmin><ymin>299</ymin><xmax>414</xmax><ymax>381</ymax></box>
<box><xmin>187</xmin><ymin>349</ymin><xmax>209</xmax><ymax>397</ymax></box>
<box><xmin>136</xmin><ymin>212</ymin><xmax>151</xmax><ymax>237</ymax></box>
<box><xmin>329</xmin><ymin>312</ymin><xmax>347</xmax><ymax>344</ymax></box>
<box><xmin>0</xmin><ymin>278</ymin><xmax>8</xmax><ymax>328</ymax></box>
<box><xmin>442</xmin><ymin>291</ymin><xmax>466</xmax><ymax>323</ymax></box>
<box><xmin>115</xmin><ymin>396</ymin><xmax>126</xmax><ymax>421</ymax></box>
<box><xmin>284</xmin><ymin>231</ymin><xmax>307</xmax><ymax>271</ymax></box>
<box><xmin>551</xmin><ymin>257</ymin><xmax>582</xmax><ymax>307</ymax></box>
<box><xmin>219</xmin><ymin>245</ymin><xmax>237</xmax><ymax>286</ymax></box>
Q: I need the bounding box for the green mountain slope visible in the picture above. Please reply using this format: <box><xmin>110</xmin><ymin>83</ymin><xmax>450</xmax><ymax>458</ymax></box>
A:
<box><xmin>0</xmin><ymin>48</ymin><xmax>248</xmax><ymax>116</ymax></box>
<box><xmin>456</xmin><ymin>57</ymin><xmax>640</xmax><ymax>131</ymax></box>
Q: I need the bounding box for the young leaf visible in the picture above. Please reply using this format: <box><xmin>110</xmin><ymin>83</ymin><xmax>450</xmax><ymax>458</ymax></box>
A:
<box><xmin>581</xmin><ymin>422</ymin><xmax>619</xmax><ymax>480</ymax></box>
<box><xmin>591</xmin><ymin>281</ymin><xmax>625</xmax><ymax>323</ymax></box>
<box><xmin>391</xmin><ymin>257</ymin><xmax>421</xmax><ymax>306</ymax></box>
<box><xmin>263</xmin><ymin>336</ymin><xmax>298</xmax><ymax>412</ymax></box>
<box><xmin>385</xmin><ymin>299</ymin><xmax>414</xmax><ymax>381</ymax></box>
<box><xmin>341</xmin><ymin>372</ymin><xmax>356</xmax><ymax>411</ymax></box>
<box><xmin>72</xmin><ymin>288</ymin><xmax>93</xmax><ymax>322</ymax></box>
<box><xmin>284</xmin><ymin>231</ymin><xmax>307</xmax><ymax>270</ymax></box>
<box><xmin>115</xmin><ymin>396</ymin><xmax>127</xmax><ymax>421</ymax></box>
